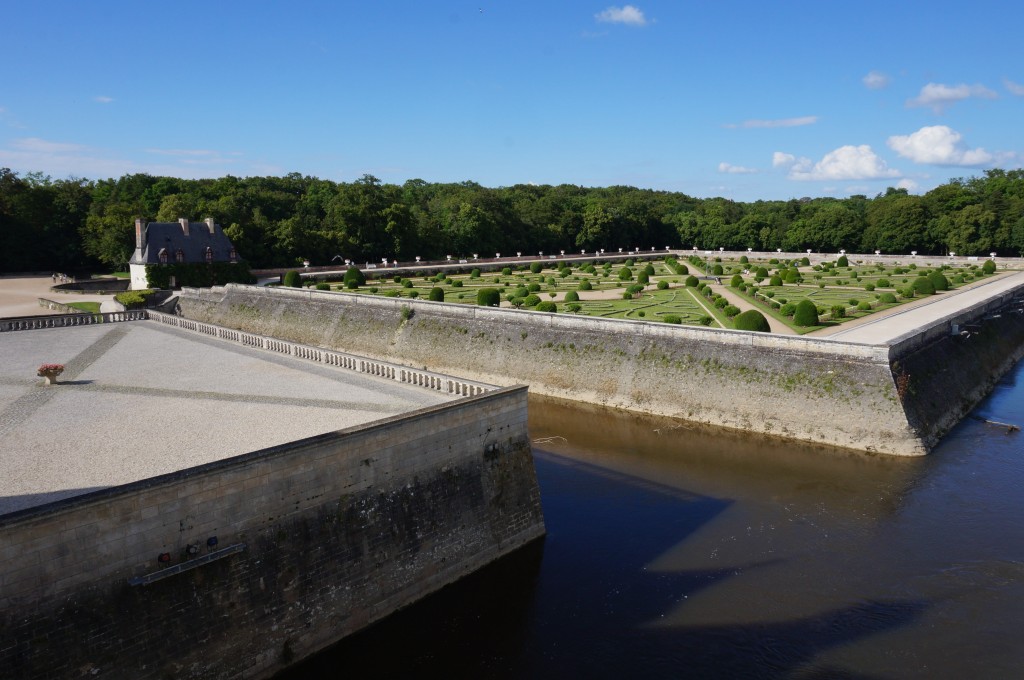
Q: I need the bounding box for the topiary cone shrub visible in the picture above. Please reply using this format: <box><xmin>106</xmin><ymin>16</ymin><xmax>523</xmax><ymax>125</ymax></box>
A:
<box><xmin>793</xmin><ymin>299</ymin><xmax>819</xmax><ymax>326</ymax></box>
<box><xmin>428</xmin><ymin>287</ymin><xmax>445</xmax><ymax>302</ymax></box>
<box><xmin>837</xmin><ymin>255</ymin><xmax>849</xmax><ymax>267</ymax></box>
<box><xmin>982</xmin><ymin>259</ymin><xmax>996</xmax><ymax>274</ymax></box>
<box><xmin>733</xmin><ymin>309</ymin><xmax>770</xmax><ymax>332</ymax></box>
<box><xmin>769</xmin><ymin>275</ymin><xmax>783</xmax><ymax>286</ymax></box>
<box><xmin>476</xmin><ymin>288</ymin><xmax>500</xmax><ymax>306</ymax></box>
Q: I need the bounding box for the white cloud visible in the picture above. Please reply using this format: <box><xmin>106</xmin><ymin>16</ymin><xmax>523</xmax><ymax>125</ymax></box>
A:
<box><xmin>11</xmin><ymin>137</ymin><xmax>88</xmax><ymax>153</ymax></box>
<box><xmin>595</xmin><ymin>5</ymin><xmax>647</xmax><ymax>26</ymax></box>
<box><xmin>772</xmin><ymin>152</ymin><xmax>795</xmax><ymax>167</ymax></box>
<box><xmin>896</xmin><ymin>179</ymin><xmax>920</xmax><ymax>192</ymax></box>
<box><xmin>788</xmin><ymin>145</ymin><xmax>900</xmax><ymax>181</ymax></box>
<box><xmin>1005</xmin><ymin>78</ymin><xmax>1024</xmax><ymax>96</ymax></box>
<box><xmin>907</xmin><ymin>82</ymin><xmax>998</xmax><ymax>112</ymax></box>
<box><xmin>0</xmin><ymin>137</ymin><xmax>261</xmax><ymax>179</ymax></box>
<box><xmin>863</xmin><ymin>71</ymin><xmax>891</xmax><ymax>89</ymax></box>
<box><xmin>718</xmin><ymin>162</ymin><xmax>757</xmax><ymax>174</ymax></box>
<box><xmin>93</xmin><ymin>96</ymin><xmax>114</xmax><ymax>104</ymax></box>
<box><xmin>726</xmin><ymin>116</ymin><xmax>818</xmax><ymax>129</ymax></box>
<box><xmin>887</xmin><ymin>125</ymin><xmax>993</xmax><ymax>166</ymax></box>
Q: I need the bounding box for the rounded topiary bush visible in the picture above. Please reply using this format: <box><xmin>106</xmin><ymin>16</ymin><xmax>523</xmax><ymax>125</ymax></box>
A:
<box><xmin>344</xmin><ymin>266</ymin><xmax>366</xmax><ymax>286</ymax></box>
<box><xmin>780</xmin><ymin>302</ymin><xmax>796</xmax><ymax>317</ymax></box>
<box><xmin>527</xmin><ymin>282</ymin><xmax>541</xmax><ymax>292</ymax></box>
<box><xmin>663</xmin><ymin>314</ymin><xmax>682</xmax><ymax>324</ymax></box>
<box><xmin>712</xmin><ymin>264</ymin><xmax>724</xmax><ymax>276</ymax></box>
<box><xmin>579</xmin><ymin>279</ymin><xmax>592</xmax><ymax>291</ymax></box>
<box><xmin>624</xmin><ymin>258</ymin><xmax>635</xmax><ymax>267</ymax></box>
<box><xmin>409</xmin><ymin>290</ymin><xmax>419</xmax><ymax>298</ymax></box>
<box><xmin>535</xmin><ymin>301</ymin><xmax>557</xmax><ymax>313</ymax></box>
<box><xmin>865</xmin><ymin>283</ymin><xmax>875</xmax><ymax>291</ymax></box>
<box><xmin>283</xmin><ymin>270</ymin><xmax>302</xmax><ymax>288</ymax></box>
<box><xmin>739</xmin><ymin>255</ymin><xmax>749</xmax><ymax>264</ymax></box>
<box><xmin>857</xmin><ymin>300</ymin><xmax>871</xmax><ymax>311</ymax></box>
<box><xmin>529</xmin><ymin>262</ymin><xmax>542</xmax><ymax>274</ymax></box>
<box><xmin>564</xmin><ymin>290</ymin><xmax>579</xmax><ymax>302</ymax></box>
<box><xmin>618</xmin><ymin>266</ymin><xmax>633</xmax><ymax>281</ymax></box>
<box><xmin>644</xmin><ymin>264</ymin><xmax>655</xmax><ymax>276</ymax></box>
<box><xmin>657</xmin><ymin>280</ymin><xmax>669</xmax><ymax>290</ymax></box>
<box><xmin>452</xmin><ymin>280</ymin><xmax>463</xmax><ymax>287</ymax></box>
<box><xmin>793</xmin><ymin>299</ymin><xmax>819</xmax><ymax>327</ymax></box>
<box><xmin>677</xmin><ymin>264</ymin><xmax>689</xmax><ymax>275</ymax></box>
<box><xmin>637</xmin><ymin>271</ymin><xmax>650</xmax><ymax>285</ymax></box>
<box><xmin>476</xmin><ymin>287</ymin><xmax>500</xmax><ymax>306</ymax></box>
<box><xmin>837</xmin><ymin>255</ymin><xmax>849</xmax><ymax>267</ymax></box>
<box><xmin>733</xmin><ymin>309</ymin><xmax>770</xmax><ymax>332</ymax></box>
<box><xmin>402</xmin><ymin>279</ymin><xmax>413</xmax><ymax>288</ymax></box>
<box><xmin>428</xmin><ymin>287</ymin><xmax>445</xmax><ymax>301</ymax></box>
<box><xmin>502</xmin><ymin>266</ymin><xmax>512</xmax><ymax>275</ymax></box>
<box><xmin>783</xmin><ymin>268</ymin><xmax>801</xmax><ymax>283</ymax></box>
<box><xmin>982</xmin><ymin>259</ymin><xmax>996</xmax><ymax>274</ymax></box>
<box><xmin>730</xmin><ymin>274</ymin><xmax>743</xmax><ymax>288</ymax></box>
<box><xmin>724</xmin><ymin>305</ymin><xmax>741</xmax><ymax>317</ymax></box>
<box><xmin>831</xmin><ymin>305</ymin><xmax>846</xmax><ymax>319</ymax></box>
<box><xmin>315</xmin><ymin>282</ymin><xmax>330</xmax><ymax>291</ymax></box>
<box><xmin>879</xmin><ymin>292</ymin><xmax>897</xmax><ymax>303</ymax></box>
<box><xmin>685</xmin><ymin>275</ymin><xmax>699</xmax><ymax>287</ymax></box>
<box><xmin>929</xmin><ymin>271</ymin><xmax>950</xmax><ymax>291</ymax></box>
<box><xmin>470</xmin><ymin>268</ymin><xmax>481</xmax><ymax>278</ymax></box>
<box><xmin>769</xmin><ymin>275</ymin><xmax>783</xmax><ymax>286</ymax></box>
<box><xmin>523</xmin><ymin>294</ymin><xmax>541</xmax><ymax>307</ymax></box>
<box><xmin>345</xmin><ymin>279</ymin><xmax>359</xmax><ymax>289</ymax></box>
<box><xmin>801</xmin><ymin>257</ymin><xmax>810</xmax><ymax>266</ymax></box>
<box><xmin>911</xmin><ymin>276</ymin><xmax>936</xmax><ymax>296</ymax></box>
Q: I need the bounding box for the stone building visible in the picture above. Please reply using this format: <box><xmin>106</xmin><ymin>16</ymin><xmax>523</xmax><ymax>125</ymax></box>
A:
<box><xmin>129</xmin><ymin>217</ymin><xmax>240</xmax><ymax>290</ymax></box>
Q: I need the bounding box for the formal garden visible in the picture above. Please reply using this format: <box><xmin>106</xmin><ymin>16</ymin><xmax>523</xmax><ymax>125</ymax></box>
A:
<box><xmin>279</xmin><ymin>253</ymin><xmax>1001</xmax><ymax>334</ymax></box>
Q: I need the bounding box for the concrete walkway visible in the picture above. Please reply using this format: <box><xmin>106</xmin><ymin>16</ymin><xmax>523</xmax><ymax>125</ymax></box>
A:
<box><xmin>815</xmin><ymin>270</ymin><xmax>1024</xmax><ymax>344</ymax></box>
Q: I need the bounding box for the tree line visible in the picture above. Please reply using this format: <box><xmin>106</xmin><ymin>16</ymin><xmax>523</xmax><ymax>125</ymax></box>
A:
<box><xmin>2</xmin><ymin>167</ymin><xmax>1023</xmax><ymax>273</ymax></box>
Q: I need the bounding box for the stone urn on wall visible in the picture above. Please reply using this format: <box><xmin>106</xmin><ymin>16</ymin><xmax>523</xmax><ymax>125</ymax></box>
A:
<box><xmin>37</xmin><ymin>363</ymin><xmax>64</xmax><ymax>385</ymax></box>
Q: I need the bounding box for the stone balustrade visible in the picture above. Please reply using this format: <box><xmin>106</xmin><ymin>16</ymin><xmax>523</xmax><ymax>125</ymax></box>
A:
<box><xmin>0</xmin><ymin>310</ymin><xmax>148</xmax><ymax>332</ymax></box>
<box><xmin>147</xmin><ymin>310</ymin><xmax>493</xmax><ymax>397</ymax></box>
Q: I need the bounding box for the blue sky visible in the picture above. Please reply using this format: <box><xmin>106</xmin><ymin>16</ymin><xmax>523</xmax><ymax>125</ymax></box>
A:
<box><xmin>2</xmin><ymin>1</ymin><xmax>1022</xmax><ymax>201</ymax></box>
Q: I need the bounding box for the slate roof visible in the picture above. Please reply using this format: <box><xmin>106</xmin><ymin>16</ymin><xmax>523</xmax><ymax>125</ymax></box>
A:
<box><xmin>130</xmin><ymin>218</ymin><xmax>240</xmax><ymax>265</ymax></box>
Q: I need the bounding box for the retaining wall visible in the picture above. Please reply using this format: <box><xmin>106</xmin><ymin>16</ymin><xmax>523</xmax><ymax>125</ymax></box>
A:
<box><xmin>0</xmin><ymin>387</ymin><xmax>544</xmax><ymax>679</ymax></box>
<box><xmin>178</xmin><ymin>283</ymin><xmax>1024</xmax><ymax>456</ymax></box>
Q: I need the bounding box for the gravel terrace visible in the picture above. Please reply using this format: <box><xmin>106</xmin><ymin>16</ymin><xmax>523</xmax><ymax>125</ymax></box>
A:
<box><xmin>0</xmin><ymin>320</ymin><xmax>459</xmax><ymax>515</ymax></box>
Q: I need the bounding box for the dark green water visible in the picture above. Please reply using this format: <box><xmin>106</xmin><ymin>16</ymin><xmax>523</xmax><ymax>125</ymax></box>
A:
<box><xmin>284</xmin><ymin>362</ymin><xmax>1024</xmax><ymax>679</ymax></box>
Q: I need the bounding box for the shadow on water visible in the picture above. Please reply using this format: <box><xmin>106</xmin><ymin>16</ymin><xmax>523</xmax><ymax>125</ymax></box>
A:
<box><xmin>280</xmin><ymin>451</ymin><xmax>928</xmax><ymax>679</ymax></box>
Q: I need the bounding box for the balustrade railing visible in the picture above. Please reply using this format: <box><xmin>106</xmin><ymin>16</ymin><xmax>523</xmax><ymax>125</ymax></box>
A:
<box><xmin>0</xmin><ymin>310</ymin><xmax>148</xmax><ymax>332</ymax></box>
<box><xmin>147</xmin><ymin>311</ymin><xmax>492</xmax><ymax>397</ymax></box>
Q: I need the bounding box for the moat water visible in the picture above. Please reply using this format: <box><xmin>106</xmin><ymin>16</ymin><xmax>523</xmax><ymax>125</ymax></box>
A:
<box><xmin>283</xmin><ymin>362</ymin><xmax>1024</xmax><ymax>679</ymax></box>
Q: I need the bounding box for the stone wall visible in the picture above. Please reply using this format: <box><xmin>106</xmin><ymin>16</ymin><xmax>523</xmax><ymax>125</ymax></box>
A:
<box><xmin>177</xmin><ymin>282</ymin><xmax>1024</xmax><ymax>456</ymax></box>
<box><xmin>0</xmin><ymin>387</ymin><xmax>543</xmax><ymax>679</ymax></box>
<box><xmin>178</xmin><ymin>284</ymin><xmax>920</xmax><ymax>455</ymax></box>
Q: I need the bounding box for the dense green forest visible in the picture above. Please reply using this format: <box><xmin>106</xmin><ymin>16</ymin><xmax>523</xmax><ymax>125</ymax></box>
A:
<box><xmin>2</xmin><ymin>167</ymin><xmax>1023</xmax><ymax>273</ymax></box>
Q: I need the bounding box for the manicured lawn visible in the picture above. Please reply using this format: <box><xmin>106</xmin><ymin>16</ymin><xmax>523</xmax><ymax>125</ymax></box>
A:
<box><xmin>67</xmin><ymin>302</ymin><xmax>101</xmax><ymax>313</ymax></box>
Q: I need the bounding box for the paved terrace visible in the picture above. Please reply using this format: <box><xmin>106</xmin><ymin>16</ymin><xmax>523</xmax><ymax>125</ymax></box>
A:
<box><xmin>0</xmin><ymin>320</ymin><xmax>462</xmax><ymax>516</ymax></box>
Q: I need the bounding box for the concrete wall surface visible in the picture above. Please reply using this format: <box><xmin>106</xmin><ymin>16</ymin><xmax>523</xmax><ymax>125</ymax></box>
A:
<box><xmin>0</xmin><ymin>386</ymin><xmax>544</xmax><ymax>679</ymax></box>
<box><xmin>177</xmin><ymin>283</ymin><xmax>1024</xmax><ymax>456</ymax></box>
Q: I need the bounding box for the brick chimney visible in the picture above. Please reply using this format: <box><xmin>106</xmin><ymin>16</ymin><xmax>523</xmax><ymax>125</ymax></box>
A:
<box><xmin>135</xmin><ymin>219</ymin><xmax>145</xmax><ymax>249</ymax></box>
<box><xmin>179</xmin><ymin>218</ymin><xmax>190</xmax><ymax>237</ymax></box>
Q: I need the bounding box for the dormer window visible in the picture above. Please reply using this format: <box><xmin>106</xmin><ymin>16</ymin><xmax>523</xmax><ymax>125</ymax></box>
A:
<box><xmin>175</xmin><ymin>249</ymin><xmax>185</xmax><ymax>263</ymax></box>
<box><xmin>158</xmin><ymin>248</ymin><xmax>168</xmax><ymax>264</ymax></box>
<box><xmin>205</xmin><ymin>247</ymin><xmax>213</xmax><ymax>264</ymax></box>
<box><xmin>229</xmin><ymin>247</ymin><xmax>238</xmax><ymax>262</ymax></box>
